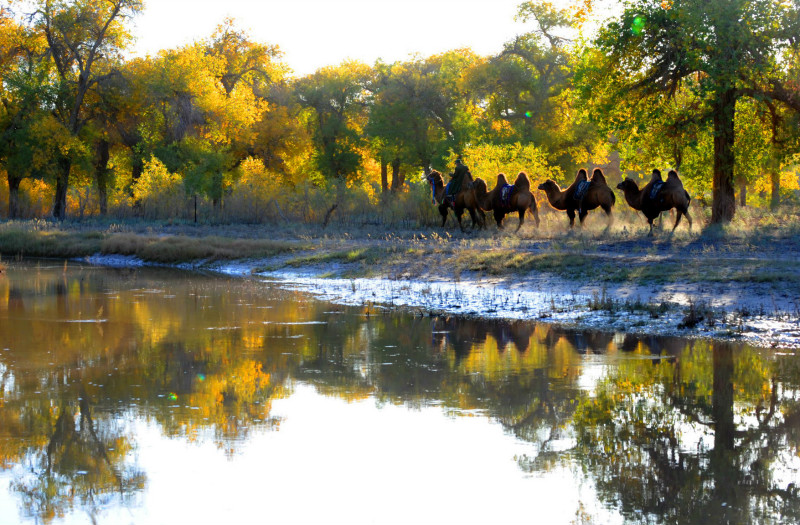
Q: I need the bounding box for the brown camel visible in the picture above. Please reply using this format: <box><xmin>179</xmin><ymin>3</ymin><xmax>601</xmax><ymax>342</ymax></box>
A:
<box><xmin>426</xmin><ymin>169</ymin><xmax>486</xmax><ymax>231</ymax></box>
<box><xmin>477</xmin><ymin>172</ymin><xmax>541</xmax><ymax>232</ymax></box>
<box><xmin>616</xmin><ymin>168</ymin><xmax>692</xmax><ymax>235</ymax></box>
<box><xmin>537</xmin><ymin>168</ymin><xmax>615</xmax><ymax>227</ymax></box>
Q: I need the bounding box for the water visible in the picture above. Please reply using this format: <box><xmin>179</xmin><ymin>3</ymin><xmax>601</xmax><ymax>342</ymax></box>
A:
<box><xmin>0</xmin><ymin>261</ymin><xmax>798</xmax><ymax>525</ymax></box>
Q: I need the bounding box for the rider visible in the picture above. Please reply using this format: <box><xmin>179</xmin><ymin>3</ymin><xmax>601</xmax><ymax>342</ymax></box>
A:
<box><xmin>445</xmin><ymin>158</ymin><xmax>469</xmax><ymax>199</ymax></box>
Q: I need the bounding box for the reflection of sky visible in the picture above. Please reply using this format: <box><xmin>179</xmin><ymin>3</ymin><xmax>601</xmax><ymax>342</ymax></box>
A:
<box><xmin>25</xmin><ymin>384</ymin><xmax>620</xmax><ymax>525</ymax></box>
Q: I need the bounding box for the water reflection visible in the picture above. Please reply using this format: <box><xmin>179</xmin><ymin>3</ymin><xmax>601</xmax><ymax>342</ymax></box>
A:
<box><xmin>0</xmin><ymin>262</ymin><xmax>798</xmax><ymax>524</ymax></box>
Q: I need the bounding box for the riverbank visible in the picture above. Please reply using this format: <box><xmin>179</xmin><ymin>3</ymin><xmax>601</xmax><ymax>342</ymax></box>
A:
<box><xmin>3</xmin><ymin>218</ymin><xmax>800</xmax><ymax>348</ymax></box>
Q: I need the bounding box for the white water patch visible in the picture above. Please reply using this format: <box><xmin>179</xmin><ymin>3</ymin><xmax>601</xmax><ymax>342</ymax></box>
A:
<box><xmin>83</xmin><ymin>254</ymin><xmax>147</xmax><ymax>267</ymax></box>
<box><xmin>81</xmin><ymin>254</ymin><xmax>800</xmax><ymax>349</ymax></box>
<box><xmin>258</xmin><ymin>270</ymin><xmax>589</xmax><ymax>323</ymax></box>
<box><xmin>263</xmin><ymin>321</ymin><xmax>329</xmax><ymax>325</ymax></box>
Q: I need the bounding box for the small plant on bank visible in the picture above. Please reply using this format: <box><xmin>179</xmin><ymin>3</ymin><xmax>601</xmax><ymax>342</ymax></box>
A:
<box><xmin>678</xmin><ymin>300</ymin><xmax>714</xmax><ymax>329</ymax></box>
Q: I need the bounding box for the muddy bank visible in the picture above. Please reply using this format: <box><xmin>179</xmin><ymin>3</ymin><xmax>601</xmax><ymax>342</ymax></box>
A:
<box><xmin>84</xmin><ymin>249</ymin><xmax>800</xmax><ymax>350</ymax></box>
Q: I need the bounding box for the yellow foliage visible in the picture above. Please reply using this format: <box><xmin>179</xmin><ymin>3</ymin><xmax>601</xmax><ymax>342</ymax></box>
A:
<box><xmin>132</xmin><ymin>157</ymin><xmax>185</xmax><ymax>219</ymax></box>
<box><xmin>453</xmin><ymin>143</ymin><xmax>560</xmax><ymax>185</ymax></box>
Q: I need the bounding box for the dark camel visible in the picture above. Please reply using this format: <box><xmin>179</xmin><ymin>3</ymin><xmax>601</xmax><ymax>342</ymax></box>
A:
<box><xmin>477</xmin><ymin>172</ymin><xmax>541</xmax><ymax>232</ymax></box>
<box><xmin>538</xmin><ymin>168</ymin><xmax>615</xmax><ymax>227</ymax></box>
<box><xmin>617</xmin><ymin>169</ymin><xmax>692</xmax><ymax>235</ymax></box>
<box><xmin>426</xmin><ymin>169</ymin><xmax>485</xmax><ymax>231</ymax></box>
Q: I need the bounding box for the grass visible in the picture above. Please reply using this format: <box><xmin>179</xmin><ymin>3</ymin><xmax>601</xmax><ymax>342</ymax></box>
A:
<box><xmin>3</xmin><ymin>212</ymin><xmax>800</xmax><ymax>293</ymax></box>
<box><xmin>0</xmin><ymin>224</ymin><xmax>306</xmax><ymax>263</ymax></box>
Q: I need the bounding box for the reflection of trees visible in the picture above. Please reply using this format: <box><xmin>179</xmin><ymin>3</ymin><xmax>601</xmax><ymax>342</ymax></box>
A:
<box><xmin>573</xmin><ymin>340</ymin><xmax>800</xmax><ymax>524</ymax></box>
<box><xmin>4</xmin><ymin>264</ymin><xmax>800</xmax><ymax>524</ymax></box>
<box><xmin>8</xmin><ymin>394</ymin><xmax>144</xmax><ymax>524</ymax></box>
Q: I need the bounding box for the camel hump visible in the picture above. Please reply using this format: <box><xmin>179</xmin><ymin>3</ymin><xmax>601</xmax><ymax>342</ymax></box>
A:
<box><xmin>496</xmin><ymin>173</ymin><xmax>510</xmax><ymax>188</ymax></box>
<box><xmin>473</xmin><ymin>177</ymin><xmax>487</xmax><ymax>193</ymax></box>
<box><xmin>650</xmin><ymin>169</ymin><xmax>663</xmax><ymax>182</ymax></box>
<box><xmin>667</xmin><ymin>169</ymin><xmax>681</xmax><ymax>181</ymax></box>
<box><xmin>591</xmin><ymin>168</ymin><xmax>607</xmax><ymax>184</ymax></box>
<box><xmin>575</xmin><ymin>169</ymin><xmax>588</xmax><ymax>182</ymax></box>
<box><xmin>514</xmin><ymin>171</ymin><xmax>530</xmax><ymax>190</ymax></box>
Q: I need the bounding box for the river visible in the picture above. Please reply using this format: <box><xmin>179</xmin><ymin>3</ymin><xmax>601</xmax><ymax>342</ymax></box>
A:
<box><xmin>0</xmin><ymin>261</ymin><xmax>798</xmax><ymax>524</ymax></box>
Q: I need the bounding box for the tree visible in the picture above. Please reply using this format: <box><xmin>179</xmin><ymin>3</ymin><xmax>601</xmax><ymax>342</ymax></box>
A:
<box><xmin>581</xmin><ymin>0</ymin><xmax>800</xmax><ymax>223</ymax></box>
<box><xmin>366</xmin><ymin>49</ymin><xmax>481</xmax><ymax>189</ymax></box>
<box><xmin>32</xmin><ymin>0</ymin><xmax>142</xmax><ymax>219</ymax></box>
<box><xmin>295</xmin><ymin>61</ymin><xmax>372</xmax><ymax>181</ymax></box>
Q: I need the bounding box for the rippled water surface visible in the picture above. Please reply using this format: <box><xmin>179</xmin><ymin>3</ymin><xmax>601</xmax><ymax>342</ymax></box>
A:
<box><xmin>1</xmin><ymin>262</ymin><xmax>799</xmax><ymax>524</ymax></box>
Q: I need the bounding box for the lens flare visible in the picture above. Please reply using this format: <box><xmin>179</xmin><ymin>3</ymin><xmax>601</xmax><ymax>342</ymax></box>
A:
<box><xmin>631</xmin><ymin>15</ymin><xmax>645</xmax><ymax>36</ymax></box>
<box><xmin>525</xmin><ymin>111</ymin><xmax>532</xmax><ymax>118</ymax></box>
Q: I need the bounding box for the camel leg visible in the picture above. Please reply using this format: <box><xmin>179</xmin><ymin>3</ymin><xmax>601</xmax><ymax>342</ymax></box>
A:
<box><xmin>671</xmin><ymin>209</ymin><xmax>683</xmax><ymax>231</ymax></box>
<box><xmin>438</xmin><ymin>204</ymin><xmax>449</xmax><ymax>228</ymax></box>
<box><xmin>578</xmin><ymin>210</ymin><xmax>589</xmax><ymax>227</ymax></box>
<box><xmin>603</xmin><ymin>205</ymin><xmax>614</xmax><ymax>229</ymax></box>
<box><xmin>684</xmin><ymin>210</ymin><xmax>693</xmax><ymax>230</ymax></box>
<box><xmin>477</xmin><ymin>209</ymin><xmax>487</xmax><ymax>229</ymax></box>
<box><xmin>467</xmin><ymin>207</ymin><xmax>480</xmax><ymax>230</ymax></box>
<box><xmin>530</xmin><ymin>204</ymin><xmax>540</xmax><ymax>228</ymax></box>
<box><xmin>567</xmin><ymin>209</ymin><xmax>576</xmax><ymax>228</ymax></box>
<box><xmin>515</xmin><ymin>209</ymin><xmax>524</xmax><ymax>232</ymax></box>
<box><xmin>494</xmin><ymin>210</ymin><xmax>505</xmax><ymax>230</ymax></box>
<box><xmin>455</xmin><ymin>207</ymin><xmax>466</xmax><ymax>232</ymax></box>
<box><xmin>648</xmin><ymin>218</ymin><xmax>655</xmax><ymax>236</ymax></box>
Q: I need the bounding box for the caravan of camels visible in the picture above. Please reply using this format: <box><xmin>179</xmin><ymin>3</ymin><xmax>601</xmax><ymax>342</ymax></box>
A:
<box><xmin>430</xmin><ymin>164</ymin><xmax>692</xmax><ymax>235</ymax></box>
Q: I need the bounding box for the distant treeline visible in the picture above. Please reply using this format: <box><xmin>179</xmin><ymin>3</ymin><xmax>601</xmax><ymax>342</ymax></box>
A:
<box><xmin>1</xmin><ymin>1</ymin><xmax>799</xmax><ymax>223</ymax></box>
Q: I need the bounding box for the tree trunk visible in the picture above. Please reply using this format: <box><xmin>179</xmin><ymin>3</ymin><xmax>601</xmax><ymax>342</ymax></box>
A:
<box><xmin>737</xmin><ymin>176</ymin><xmax>747</xmax><ymax>208</ymax></box>
<box><xmin>94</xmin><ymin>139</ymin><xmax>110</xmax><ymax>216</ymax></box>
<box><xmin>711</xmin><ymin>89</ymin><xmax>737</xmax><ymax>223</ymax></box>
<box><xmin>52</xmin><ymin>156</ymin><xmax>71</xmax><ymax>220</ymax></box>
<box><xmin>390</xmin><ymin>157</ymin><xmax>403</xmax><ymax>192</ymax></box>
<box><xmin>711</xmin><ymin>341</ymin><xmax>736</xmax><ymax>524</ymax></box>
<box><xmin>712</xmin><ymin>342</ymin><xmax>735</xmax><ymax>453</ymax></box>
<box><xmin>770</xmin><ymin>168</ymin><xmax>780</xmax><ymax>210</ymax></box>
<box><xmin>380</xmin><ymin>159</ymin><xmax>389</xmax><ymax>193</ymax></box>
<box><xmin>7</xmin><ymin>174</ymin><xmax>22</xmax><ymax>219</ymax></box>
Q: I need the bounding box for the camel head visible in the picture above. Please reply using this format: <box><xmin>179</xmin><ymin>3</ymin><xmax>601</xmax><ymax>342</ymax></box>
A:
<box><xmin>616</xmin><ymin>178</ymin><xmax>640</xmax><ymax>192</ymax></box>
<box><xmin>426</xmin><ymin>170</ymin><xmax>443</xmax><ymax>186</ymax></box>
<box><xmin>538</xmin><ymin>179</ymin><xmax>560</xmax><ymax>193</ymax></box>
<box><xmin>472</xmin><ymin>177</ymin><xmax>488</xmax><ymax>195</ymax></box>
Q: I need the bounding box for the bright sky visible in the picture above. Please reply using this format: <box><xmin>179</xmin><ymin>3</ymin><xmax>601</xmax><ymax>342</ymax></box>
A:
<box><xmin>132</xmin><ymin>0</ymin><xmax>531</xmax><ymax>77</ymax></box>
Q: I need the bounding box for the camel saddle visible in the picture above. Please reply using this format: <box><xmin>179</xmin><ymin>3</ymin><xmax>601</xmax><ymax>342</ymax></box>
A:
<box><xmin>574</xmin><ymin>180</ymin><xmax>591</xmax><ymax>202</ymax></box>
<box><xmin>499</xmin><ymin>184</ymin><xmax>516</xmax><ymax>209</ymax></box>
<box><xmin>647</xmin><ymin>181</ymin><xmax>665</xmax><ymax>202</ymax></box>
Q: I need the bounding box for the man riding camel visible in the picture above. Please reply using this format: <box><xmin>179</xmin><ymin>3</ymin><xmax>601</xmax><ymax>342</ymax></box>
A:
<box><xmin>445</xmin><ymin>158</ymin><xmax>469</xmax><ymax>202</ymax></box>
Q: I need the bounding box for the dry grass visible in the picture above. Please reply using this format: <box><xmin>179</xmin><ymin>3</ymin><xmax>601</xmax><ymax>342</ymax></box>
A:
<box><xmin>0</xmin><ymin>223</ymin><xmax>306</xmax><ymax>263</ymax></box>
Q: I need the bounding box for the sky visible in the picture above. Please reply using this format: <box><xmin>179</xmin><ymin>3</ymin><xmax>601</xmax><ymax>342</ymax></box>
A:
<box><xmin>131</xmin><ymin>0</ymin><xmax>532</xmax><ymax>77</ymax></box>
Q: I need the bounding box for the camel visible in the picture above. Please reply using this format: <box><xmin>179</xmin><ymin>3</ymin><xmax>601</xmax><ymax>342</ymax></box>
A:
<box><xmin>616</xmin><ymin>169</ymin><xmax>692</xmax><ymax>235</ymax></box>
<box><xmin>537</xmin><ymin>168</ymin><xmax>615</xmax><ymax>228</ymax></box>
<box><xmin>477</xmin><ymin>172</ymin><xmax>541</xmax><ymax>232</ymax></box>
<box><xmin>426</xmin><ymin>169</ymin><xmax>486</xmax><ymax>231</ymax></box>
